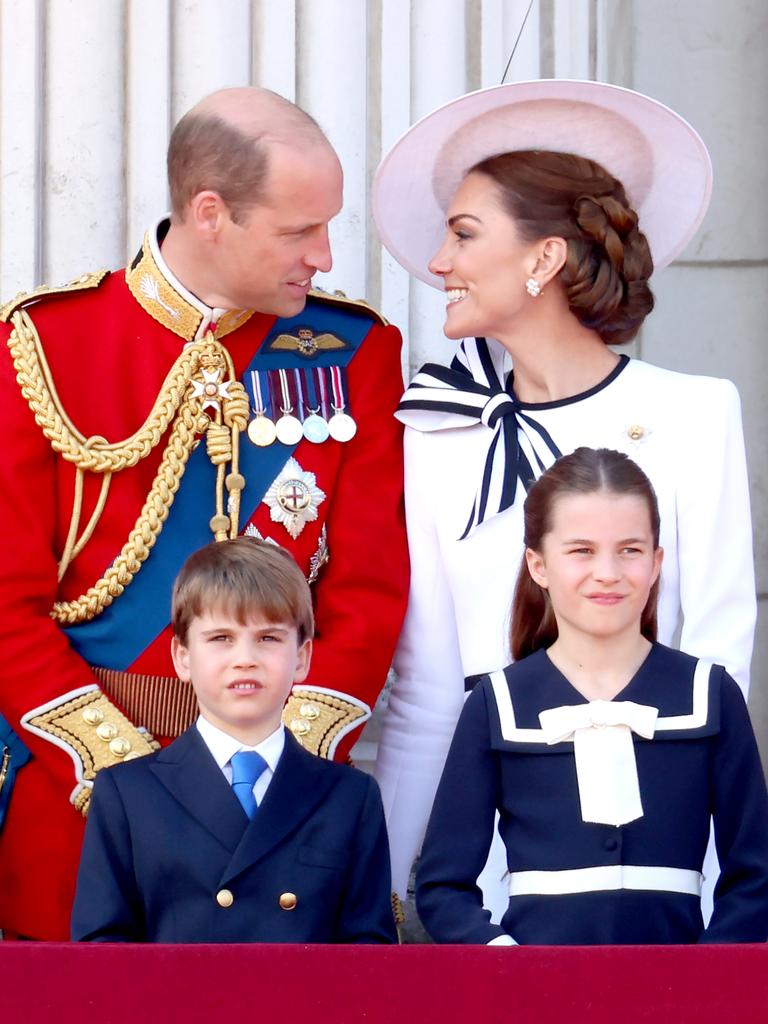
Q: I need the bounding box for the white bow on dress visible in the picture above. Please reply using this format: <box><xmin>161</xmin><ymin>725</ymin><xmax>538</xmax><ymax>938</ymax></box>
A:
<box><xmin>539</xmin><ymin>700</ymin><xmax>659</xmax><ymax>827</ymax></box>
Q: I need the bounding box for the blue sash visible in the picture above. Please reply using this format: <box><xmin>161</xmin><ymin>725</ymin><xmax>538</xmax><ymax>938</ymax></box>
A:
<box><xmin>63</xmin><ymin>300</ymin><xmax>373</xmax><ymax>669</ymax></box>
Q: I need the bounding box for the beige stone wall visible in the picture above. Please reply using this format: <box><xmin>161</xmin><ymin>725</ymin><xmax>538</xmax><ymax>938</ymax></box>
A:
<box><xmin>629</xmin><ymin>0</ymin><xmax>768</xmax><ymax>770</ymax></box>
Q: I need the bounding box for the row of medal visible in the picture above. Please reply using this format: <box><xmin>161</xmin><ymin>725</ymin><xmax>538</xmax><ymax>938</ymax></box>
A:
<box><xmin>246</xmin><ymin>366</ymin><xmax>357</xmax><ymax>447</ymax></box>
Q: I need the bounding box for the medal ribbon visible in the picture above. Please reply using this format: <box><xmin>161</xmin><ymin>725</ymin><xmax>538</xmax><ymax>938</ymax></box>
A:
<box><xmin>276</xmin><ymin>368</ymin><xmax>295</xmax><ymax>415</ymax></box>
<box><xmin>329</xmin><ymin>365</ymin><xmax>349</xmax><ymax>412</ymax></box>
<box><xmin>249</xmin><ymin>370</ymin><xmax>270</xmax><ymax>416</ymax></box>
<box><xmin>316</xmin><ymin>367</ymin><xmax>331</xmax><ymax>418</ymax></box>
<box><xmin>304</xmin><ymin>366</ymin><xmax>322</xmax><ymax>414</ymax></box>
<box><xmin>293</xmin><ymin>368</ymin><xmax>307</xmax><ymax>421</ymax></box>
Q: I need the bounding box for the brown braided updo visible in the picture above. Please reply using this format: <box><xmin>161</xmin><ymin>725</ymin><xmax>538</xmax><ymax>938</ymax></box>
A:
<box><xmin>471</xmin><ymin>150</ymin><xmax>655</xmax><ymax>344</ymax></box>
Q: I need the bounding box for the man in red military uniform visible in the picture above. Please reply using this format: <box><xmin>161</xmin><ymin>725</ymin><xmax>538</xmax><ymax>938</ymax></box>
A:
<box><xmin>0</xmin><ymin>87</ymin><xmax>408</xmax><ymax>940</ymax></box>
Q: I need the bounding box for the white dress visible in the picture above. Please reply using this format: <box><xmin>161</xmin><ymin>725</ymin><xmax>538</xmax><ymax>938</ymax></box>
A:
<box><xmin>375</xmin><ymin>341</ymin><xmax>756</xmax><ymax>900</ymax></box>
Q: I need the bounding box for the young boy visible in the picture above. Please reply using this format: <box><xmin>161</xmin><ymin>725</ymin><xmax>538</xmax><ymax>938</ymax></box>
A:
<box><xmin>71</xmin><ymin>538</ymin><xmax>397</xmax><ymax>943</ymax></box>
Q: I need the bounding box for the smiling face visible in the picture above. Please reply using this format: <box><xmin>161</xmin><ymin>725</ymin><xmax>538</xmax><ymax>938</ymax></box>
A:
<box><xmin>525</xmin><ymin>489</ymin><xmax>663</xmax><ymax>646</ymax></box>
<box><xmin>171</xmin><ymin>608</ymin><xmax>311</xmax><ymax>745</ymax></box>
<box><xmin>428</xmin><ymin>170</ymin><xmax>542</xmax><ymax>340</ymax></box>
<box><xmin>213</xmin><ymin>140</ymin><xmax>343</xmax><ymax>316</ymax></box>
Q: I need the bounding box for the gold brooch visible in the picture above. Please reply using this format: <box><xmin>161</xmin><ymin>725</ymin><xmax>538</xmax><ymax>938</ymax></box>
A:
<box><xmin>624</xmin><ymin>423</ymin><xmax>652</xmax><ymax>444</ymax></box>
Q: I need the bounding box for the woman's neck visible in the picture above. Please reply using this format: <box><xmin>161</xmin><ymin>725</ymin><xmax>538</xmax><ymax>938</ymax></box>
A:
<box><xmin>546</xmin><ymin>628</ymin><xmax>652</xmax><ymax>702</ymax></box>
<box><xmin>495</xmin><ymin>305</ymin><xmax>620</xmax><ymax>404</ymax></box>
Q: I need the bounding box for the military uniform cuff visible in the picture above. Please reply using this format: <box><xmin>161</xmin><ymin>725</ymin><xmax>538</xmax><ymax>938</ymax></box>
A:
<box><xmin>21</xmin><ymin>685</ymin><xmax>159</xmax><ymax>814</ymax></box>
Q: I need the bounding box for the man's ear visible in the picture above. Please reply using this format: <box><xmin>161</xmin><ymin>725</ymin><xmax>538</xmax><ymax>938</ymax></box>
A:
<box><xmin>188</xmin><ymin>190</ymin><xmax>228</xmax><ymax>238</ymax></box>
<box><xmin>171</xmin><ymin>635</ymin><xmax>191</xmax><ymax>682</ymax></box>
<box><xmin>525</xmin><ymin>547</ymin><xmax>549</xmax><ymax>589</ymax></box>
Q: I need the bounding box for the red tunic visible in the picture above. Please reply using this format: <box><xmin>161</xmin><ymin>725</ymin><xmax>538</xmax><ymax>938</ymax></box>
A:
<box><xmin>0</xmin><ymin>260</ymin><xmax>408</xmax><ymax>939</ymax></box>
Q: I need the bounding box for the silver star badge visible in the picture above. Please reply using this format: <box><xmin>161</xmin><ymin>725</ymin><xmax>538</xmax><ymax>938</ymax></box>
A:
<box><xmin>262</xmin><ymin>458</ymin><xmax>326</xmax><ymax>539</ymax></box>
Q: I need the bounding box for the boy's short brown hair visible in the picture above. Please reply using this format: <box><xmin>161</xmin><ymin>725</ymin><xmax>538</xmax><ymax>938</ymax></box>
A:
<box><xmin>172</xmin><ymin>538</ymin><xmax>314</xmax><ymax>645</ymax></box>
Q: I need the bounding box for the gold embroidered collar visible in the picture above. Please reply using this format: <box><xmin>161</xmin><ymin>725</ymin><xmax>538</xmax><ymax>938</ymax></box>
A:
<box><xmin>125</xmin><ymin>218</ymin><xmax>254</xmax><ymax>342</ymax></box>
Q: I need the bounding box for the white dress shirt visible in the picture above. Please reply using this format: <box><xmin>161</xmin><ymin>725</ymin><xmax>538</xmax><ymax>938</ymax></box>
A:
<box><xmin>196</xmin><ymin>716</ymin><xmax>285</xmax><ymax>807</ymax></box>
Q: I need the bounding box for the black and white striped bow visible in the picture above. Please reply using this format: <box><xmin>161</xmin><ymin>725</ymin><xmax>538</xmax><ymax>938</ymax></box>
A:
<box><xmin>396</xmin><ymin>337</ymin><xmax>562</xmax><ymax>538</ymax></box>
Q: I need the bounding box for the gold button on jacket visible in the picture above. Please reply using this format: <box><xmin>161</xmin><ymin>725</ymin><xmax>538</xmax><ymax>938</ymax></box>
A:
<box><xmin>278</xmin><ymin>892</ymin><xmax>298</xmax><ymax>911</ymax></box>
<box><xmin>216</xmin><ymin>889</ymin><xmax>234</xmax><ymax>908</ymax></box>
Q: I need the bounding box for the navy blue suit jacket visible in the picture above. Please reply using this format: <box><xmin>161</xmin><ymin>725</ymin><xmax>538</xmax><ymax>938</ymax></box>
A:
<box><xmin>71</xmin><ymin>727</ymin><xmax>396</xmax><ymax>943</ymax></box>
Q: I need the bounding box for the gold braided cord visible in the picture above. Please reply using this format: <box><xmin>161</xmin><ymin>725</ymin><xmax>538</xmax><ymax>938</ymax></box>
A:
<box><xmin>220</xmin><ymin>364</ymin><xmax>248</xmax><ymax>540</ymax></box>
<box><xmin>57</xmin><ymin>468</ymin><xmax>112</xmax><ymax>582</ymax></box>
<box><xmin>205</xmin><ymin>422</ymin><xmax>233</xmax><ymax>464</ymax></box>
<box><xmin>227</xmin><ymin>424</ymin><xmax>244</xmax><ymax>540</ymax></box>
<box><xmin>58</xmin><ymin>466</ymin><xmax>87</xmax><ymax>582</ymax></box>
<box><xmin>222</xmin><ymin>382</ymin><xmax>248</xmax><ymax>429</ymax></box>
<box><xmin>8</xmin><ymin>309</ymin><xmax>213</xmax><ymax>474</ymax></box>
<box><xmin>68</xmin><ymin>470</ymin><xmax>112</xmax><ymax>564</ymax></box>
<box><xmin>207</xmin><ymin>401</ymin><xmax>229</xmax><ymax>541</ymax></box>
<box><xmin>6</xmin><ymin>308</ymin><xmax>252</xmax><ymax>623</ymax></box>
<box><xmin>204</xmin><ymin>377</ymin><xmax>249</xmax><ymax>541</ymax></box>
<box><xmin>51</xmin><ymin>394</ymin><xmax>209</xmax><ymax>624</ymax></box>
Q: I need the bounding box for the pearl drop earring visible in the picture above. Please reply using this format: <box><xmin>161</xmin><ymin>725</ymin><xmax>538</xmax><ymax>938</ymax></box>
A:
<box><xmin>525</xmin><ymin>277</ymin><xmax>542</xmax><ymax>297</ymax></box>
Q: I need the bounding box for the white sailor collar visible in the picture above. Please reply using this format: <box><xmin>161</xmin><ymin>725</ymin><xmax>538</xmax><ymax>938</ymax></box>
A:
<box><xmin>481</xmin><ymin>643</ymin><xmax>720</xmax><ymax>752</ymax></box>
<box><xmin>125</xmin><ymin>216</ymin><xmax>254</xmax><ymax>342</ymax></box>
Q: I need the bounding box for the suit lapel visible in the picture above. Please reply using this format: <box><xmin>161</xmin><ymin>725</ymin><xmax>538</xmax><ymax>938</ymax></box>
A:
<box><xmin>220</xmin><ymin>733</ymin><xmax>339</xmax><ymax>884</ymax></box>
<box><xmin>149</xmin><ymin>726</ymin><xmax>247</xmax><ymax>853</ymax></box>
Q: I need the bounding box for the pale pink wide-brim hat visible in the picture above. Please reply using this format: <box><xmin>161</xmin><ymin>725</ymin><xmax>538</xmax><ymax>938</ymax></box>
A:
<box><xmin>373</xmin><ymin>79</ymin><xmax>712</xmax><ymax>288</ymax></box>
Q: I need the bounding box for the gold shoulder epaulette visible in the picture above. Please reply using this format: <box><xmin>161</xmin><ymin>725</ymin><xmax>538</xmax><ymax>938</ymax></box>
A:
<box><xmin>0</xmin><ymin>269</ymin><xmax>109</xmax><ymax>323</ymax></box>
<box><xmin>283</xmin><ymin>686</ymin><xmax>370</xmax><ymax>759</ymax></box>
<box><xmin>308</xmin><ymin>287</ymin><xmax>389</xmax><ymax>327</ymax></box>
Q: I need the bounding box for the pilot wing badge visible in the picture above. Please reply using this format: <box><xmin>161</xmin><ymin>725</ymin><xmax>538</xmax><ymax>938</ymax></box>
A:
<box><xmin>266</xmin><ymin>327</ymin><xmax>349</xmax><ymax>358</ymax></box>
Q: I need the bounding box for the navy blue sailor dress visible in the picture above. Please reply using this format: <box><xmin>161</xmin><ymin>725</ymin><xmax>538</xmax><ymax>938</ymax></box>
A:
<box><xmin>415</xmin><ymin>643</ymin><xmax>768</xmax><ymax>945</ymax></box>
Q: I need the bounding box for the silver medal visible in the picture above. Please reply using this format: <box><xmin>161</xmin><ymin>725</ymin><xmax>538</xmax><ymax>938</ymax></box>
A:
<box><xmin>303</xmin><ymin>412</ymin><xmax>330</xmax><ymax>444</ymax></box>
<box><xmin>275</xmin><ymin>414</ymin><xmax>304</xmax><ymax>446</ymax></box>
<box><xmin>328</xmin><ymin>411</ymin><xmax>357</xmax><ymax>443</ymax></box>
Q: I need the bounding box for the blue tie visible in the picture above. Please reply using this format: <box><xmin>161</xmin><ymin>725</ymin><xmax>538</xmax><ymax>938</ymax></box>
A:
<box><xmin>230</xmin><ymin>751</ymin><xmax>267</xmax><ymax>820</ymax></box>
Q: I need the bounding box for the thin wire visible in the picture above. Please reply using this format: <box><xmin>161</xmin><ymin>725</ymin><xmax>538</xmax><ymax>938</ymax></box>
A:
<box><xmin>500</xmin><ymin>0</ymin><xmax>536</xmax><ymax>84</ymax></box>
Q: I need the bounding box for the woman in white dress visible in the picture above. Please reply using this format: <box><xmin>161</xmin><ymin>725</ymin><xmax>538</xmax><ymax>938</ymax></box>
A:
<box><xmin>372</xmin><ymin>80</ymin><xmax>756</xmax><ymax>913</ymax></box>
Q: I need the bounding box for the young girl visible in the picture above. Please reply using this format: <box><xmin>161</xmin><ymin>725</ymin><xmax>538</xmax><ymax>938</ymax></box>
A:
<box><xmin>415</xmin><ymin>448</ymin><xmax>768</xmax><ymax>945</ymax></box>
